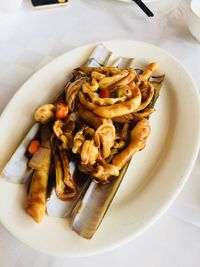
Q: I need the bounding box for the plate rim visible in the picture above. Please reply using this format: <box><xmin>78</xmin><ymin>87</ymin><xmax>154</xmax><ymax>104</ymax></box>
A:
<box><xmin>0</xmin><ymin>40</ymin><xmax>200</xmax><ymax>257</ymax></box>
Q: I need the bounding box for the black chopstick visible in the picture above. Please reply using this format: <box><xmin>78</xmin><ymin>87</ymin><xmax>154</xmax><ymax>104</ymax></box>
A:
<box><xmin>133</xmin><ymin>0</ymin><xmax>154</xmax><ymax>17</ymax></box>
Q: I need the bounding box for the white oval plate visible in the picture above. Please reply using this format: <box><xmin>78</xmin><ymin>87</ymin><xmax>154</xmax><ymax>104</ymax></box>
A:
<box><xmin>0</xmin><ymin>40</ymin><xmax>200</xmax><ymax>257</ymax></box>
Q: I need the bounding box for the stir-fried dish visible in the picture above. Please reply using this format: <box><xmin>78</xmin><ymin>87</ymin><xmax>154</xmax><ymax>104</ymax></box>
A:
<box><xmin>26</xmin><ymin>62</ymin><xmax>161</xmax><ymax>223</ymax></box>
<box><xmin>2</xmin><ymin>43</ymin><xmax>165</xmax><ymax>239</ymax></box>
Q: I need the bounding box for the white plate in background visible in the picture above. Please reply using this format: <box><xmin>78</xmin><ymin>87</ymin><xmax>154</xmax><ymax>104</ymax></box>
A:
<box><xmin>0</xmin><ymin>40</ymin><xmax>199</xmax><ymax>256</ymax></box>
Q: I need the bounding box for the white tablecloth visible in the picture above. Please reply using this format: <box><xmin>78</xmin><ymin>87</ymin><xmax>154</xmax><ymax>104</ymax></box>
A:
<box><xmin>0</xmin><ymin>0</ymin><xmax>200</xmax><ymax>266</ymax></box>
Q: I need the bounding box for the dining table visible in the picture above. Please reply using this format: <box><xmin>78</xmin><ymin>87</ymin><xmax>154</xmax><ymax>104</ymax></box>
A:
<box><xmin>0</xmin><ymin>0</ymin><xmax>200</xmax><ymax>266</ymax></box>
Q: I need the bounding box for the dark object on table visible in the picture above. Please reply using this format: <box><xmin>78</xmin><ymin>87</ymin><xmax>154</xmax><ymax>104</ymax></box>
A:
<box><xmin>31</xmin><ymin>0</ymin><xmax>68</xmax><ymax>9</ymax></box>
<box><xmin>133</xmin><ymin>0</ymin><xmax>154</xmax><ymax>17</ymax></box>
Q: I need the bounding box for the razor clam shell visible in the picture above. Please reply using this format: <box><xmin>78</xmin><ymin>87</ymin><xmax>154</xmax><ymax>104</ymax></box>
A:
<box><xmin>1</xmin><ymin>44</ymin><xmax>111</xmax><ymax>186</ymax></box>
<box><xmin>47</xmin><ymin>189</ymin><xmax>72</xmax><ymax>218</ymax></box>
<box><xmin>72</xmin><ymin>56</ymin><xmax>137</xmax><ymax>238</ymax></box>
<box><xmin>47</xmin><ymin>161</ymin><xmax>74</xmax><ymax>218</ymax></box>
<box><xmin>1</xmin><ymin>123</ymin><xmax>40</xmax><ymax>184</ymax></box>
<box><xmin>48</xmin><ymin>75</ymin><xmax>165</xmax><ymax>219</ymax></box>
<box><xmin>72</xmin><ymin>164</ymin><xmax>129</xmax><ymax>239</ymax></box>
<box><xmin>72</xmin><ymin>71</ymin><xmax>165</xmax><ymax>239</ymax></box>
<box><xmin>46</xmin><ymin>44</ymin><xmax>112</xmax><ymax>218</ymax></box>
<box><xmin>86</xmin><ymin>44</ymin><xmax>112</xmax><ymax>67</ymax></box>
<box><xmin>149</xmin><ymin>75</ymin><xmax>165</xmax><ymax>109</ymax></box>
<box><xmin>113</xmin><ymin>57</ymin><xmax>134</xmax><ymax>69</ymax></box>
<box><xmin>46</xmin><ymin>162</ymin><xmax>91</xmax><ymax>217</ymax></box>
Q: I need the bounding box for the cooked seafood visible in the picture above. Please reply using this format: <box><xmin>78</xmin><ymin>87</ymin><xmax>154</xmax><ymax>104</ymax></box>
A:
<box><xmin>94</xmin><ymin>123</ymin><xmax>115</xmax><ymax>159</ymax></box>
<box><xmin>26</xmin><ymin>126</ymin><xmax>52</xmax><ymax>223</ymax></box>
<box><xmin>2</xmin><ymin>123</ymin><xmax>40</xmax><ymax>183</ymax></box>
<box><xmin>72</xmin><ymin>67</ymin><xmax>165</xmax><ymax>239</ymax></box>
<box><xmin>99</xmin><ymin>69</ymin><xmax>129</xmax><ymax>89</ymax></box>
<box><xmin>141</xmin><ymin>62</ymin><xmax>158</xmax><ymax>81</ymax></box>
<box><xmin>112</xmin><ymin>119</ymin><xmax>151</xmax><ymax>170</ymax></box>
<box><xmin>66</xmin><ymin>78</ymin><xmax>87</xmax><ymax>112</ymax></box>
<box><xmin>46</xmin><ymin>44</ymin><xmax>112</xmax><ymax>218</ymax></box>
<box><xmin>34</xmin><ymin>104</ymin><xmax>55</xmax><ymax>124</ymax></box>
<box><xmin>78</xmin><ymin>106</ymin><xmax>103</xmax><ymax>129</ymax></box>
<box><xmin>72</xmin><ymin>163</ymin><xmax>129</xmax><ymax>239</ymax></box>
<box><xmin>52</xmin><ymin>140</ymin><xmax>76</xmax><ymax>200</ymax></box>
<box><xmin>93</xmin><ymin>86</ymin><xmax>142</xmax><ymax>118</ymax></box>
<box><xmin>2</xmin><ymin>44</ymin><xmax>165</xmax><ymax>239</ymax></box>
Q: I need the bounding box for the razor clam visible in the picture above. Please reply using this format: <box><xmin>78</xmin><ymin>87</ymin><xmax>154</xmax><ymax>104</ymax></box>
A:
<box><xmin>47</xmin><ymin>51</ymin><xmax>133</xmax><ymax>218</ymax></box>
<box><xmin>47</xmin><ymin>163</ymin><xmax>91</xmax><ymax>218</ymax></box>
<box><xmin>2</xmin><ymin>123</ymin><xmax>40</xmax><ymax>183</ymax></box>
<box><xmin>51</xmin><ymin>140</ymin><xmax>77</xmax><ymax>200</ymax></box>
<box><xmin>26</xmin><ymin>125</ymin><xmax>52</xmax><ymax>223</ymax></box>
<box><xmin>46</xmin><ymin>44</ymin><xmax>112</xmax><ymax>218</ymax></box>
<box><xmin>1</xmin><ymin>44</ymin><xmax>111</xmax><ymax>185</ymax></box>
<box><xmin>149</xmin><ymin>75</ymin><xmax>165</xmax><ymax>108</ymax></box>
<box><xmin>72</xmin><ymin>74</ymin><xmax>165</xmax><ymax>239</ymax></box>
<box><xmin>86</xmin><ymin>43</ymin><xmax>112</xmax><ymax>67</ymax></box>
<box><xmin>113</xmin><ymin>57</ymin><xmax>134</xmax><ymax>69</ymax></box>
<box><xmin>72</xmin><ymin>163</ymin><xmax>129</xmax><ymax>239</ymax></box>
